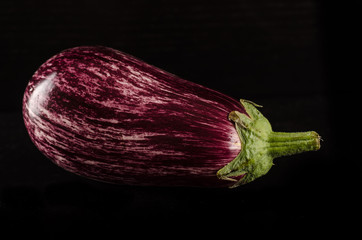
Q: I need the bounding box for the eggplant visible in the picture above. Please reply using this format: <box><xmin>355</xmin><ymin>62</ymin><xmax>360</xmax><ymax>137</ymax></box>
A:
<box><xmin>22</xmin><ymin>46</ymin><xmax>320</xmax><ymax>188</ymax></box>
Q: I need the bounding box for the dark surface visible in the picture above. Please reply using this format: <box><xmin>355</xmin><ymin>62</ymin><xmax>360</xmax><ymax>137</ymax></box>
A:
<box><xmin>0</xmin><ymin>0</ymin><xmax>358</xmax><ymax>238</ymax></box>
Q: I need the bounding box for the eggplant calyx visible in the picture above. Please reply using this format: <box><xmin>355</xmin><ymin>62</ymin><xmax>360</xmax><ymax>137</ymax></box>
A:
<box><xmin>217</xmin><ymin>99</ymin><xmax>321</xmax><ymax>188</ymax></box>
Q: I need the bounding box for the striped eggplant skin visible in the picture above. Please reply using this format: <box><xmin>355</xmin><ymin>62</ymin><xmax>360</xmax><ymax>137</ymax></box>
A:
<box><xmin>23</xmin><ymin>46</ymin><xmax>247</xmax><ymax>188</ymax></box>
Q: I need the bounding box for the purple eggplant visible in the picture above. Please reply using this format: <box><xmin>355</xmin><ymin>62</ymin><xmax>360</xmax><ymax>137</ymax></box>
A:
<box><xmin>22</xmin><ymin>46</ymin><xmax>320</xmax><ymax>188</ymax></box>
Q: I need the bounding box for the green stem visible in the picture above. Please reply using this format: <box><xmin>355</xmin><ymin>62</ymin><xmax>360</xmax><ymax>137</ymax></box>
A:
<box><xmin>217</xmin><ymin>99</ymin><xmax>321</xmax><ymax>188</ymax></box>
<box><xmin>268</xmin><ymin>131</ymin><xmax>321</xmax><ymax>158</ymax></box>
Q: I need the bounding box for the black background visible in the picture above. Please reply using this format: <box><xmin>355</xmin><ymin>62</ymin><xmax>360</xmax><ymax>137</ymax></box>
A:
<box><xmin>0</xmin><ymin>0</ymin><xmax>359</xmax><ymax>238</ymax></box>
